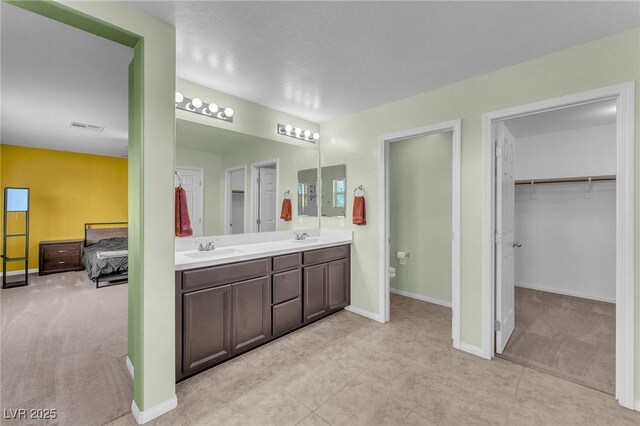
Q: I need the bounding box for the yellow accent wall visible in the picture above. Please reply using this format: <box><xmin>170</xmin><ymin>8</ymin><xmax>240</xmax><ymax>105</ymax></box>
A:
<box><xmin>1</xmin><ymin>145</ymin><xmax>127</xmax><ymax>271</ymax></box>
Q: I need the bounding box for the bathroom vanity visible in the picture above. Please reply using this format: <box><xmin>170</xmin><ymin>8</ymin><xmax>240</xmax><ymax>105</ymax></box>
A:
<box><xmin>174</xmin><ymin>233</ymin><xmax>351</xmax><ymax>381</ymax></box>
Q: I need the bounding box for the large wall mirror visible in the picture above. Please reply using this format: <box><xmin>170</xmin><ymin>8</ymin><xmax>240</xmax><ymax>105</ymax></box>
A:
<box><xmin>320</xmin><ymin>164</ymin><xmax>347</xmax><ymax>217</ymax></box>
<box><xmin>175</xmin><ymin>119</ymin><xmax>320</xmax><ymax>236</ymax></box>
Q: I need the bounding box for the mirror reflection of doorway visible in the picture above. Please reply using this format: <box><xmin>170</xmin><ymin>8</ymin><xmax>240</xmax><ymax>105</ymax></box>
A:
<box><xmin>225</xmin><ymin>167</ymin><xmax>246</xmax><ymax>234</ymax></box>
<box><xmin>252</xmin><ymin>161</ymin><xmax>277</xmax><ymax>232</ymax></box>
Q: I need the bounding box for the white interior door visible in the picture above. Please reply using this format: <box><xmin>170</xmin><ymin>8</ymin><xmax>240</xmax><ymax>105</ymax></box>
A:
<box><xmin>495</xmin><ymin>122</ymin><xmax>516</xmax><ymax>353</ymax></box>
<box><xmin>175</xmin><ymin>167</ymin><xmax>203</xmax><ymax>237</ymax></box>
<box><xmin>258</xmin><ymin>167</ymin><xmax>276</xmax><ymax>232</ymax></box>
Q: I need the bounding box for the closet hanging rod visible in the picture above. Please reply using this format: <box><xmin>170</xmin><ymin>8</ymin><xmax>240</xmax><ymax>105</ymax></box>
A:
<box><xmin>514</xmin><ymin>175</ymin><xmax>616</xmax><ymax>185</ymax></box>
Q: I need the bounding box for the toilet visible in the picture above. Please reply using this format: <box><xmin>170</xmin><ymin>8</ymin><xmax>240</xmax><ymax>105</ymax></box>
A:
<box><xmin>389</xmin><ymin>266</ymin><xmax>396</xmax><ymax>281</ymax></box>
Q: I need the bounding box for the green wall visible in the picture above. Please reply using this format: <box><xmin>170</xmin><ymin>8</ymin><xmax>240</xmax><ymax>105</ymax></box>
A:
<box><xmin>390</xmin><ymin>132</ymin><xmax>452</xmax><ymax>303</ymax></box>
<box><xmin>319</xmin><ymin>28</ymin><xmax>640</xmax><ymax>395</ymax></box>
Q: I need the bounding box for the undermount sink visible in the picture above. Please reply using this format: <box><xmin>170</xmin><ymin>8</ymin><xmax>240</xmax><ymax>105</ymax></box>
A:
<box><xmin>184</xmin><ymin>248</ymin><xmax>244</xmax><ymax>259</ymax></box>
<box><xmin>291</xmin><ymin>238</ymin><xmax>326</xmax><ymax>244</ymax></box>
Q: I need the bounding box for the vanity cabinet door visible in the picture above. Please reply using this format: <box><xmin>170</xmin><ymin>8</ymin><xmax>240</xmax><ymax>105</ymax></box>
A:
<box><xmin>328</xmin><ymin>258</ymin><xmax>350</xmax><ymax>311</ymax></box>
<box><xmin>303</xmin><ymin>263</ymin><xmax>328</xmax><ymax>323</ymax></box>
<box><xmin>182</xmin><ymin>285</ymin><xmax>232</xmax><ymax>375</ymax></box>
<box><xmin>231</xmin><ymin>277</ymin><xmax>271</xmax><ymax>355</ymax></box>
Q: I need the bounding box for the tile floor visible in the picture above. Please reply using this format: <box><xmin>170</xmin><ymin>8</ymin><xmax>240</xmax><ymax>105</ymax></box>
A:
<box><xmin>110</xmin><ymin>295</ymin><xmax>639</xmax><ymax>425</ymax></box>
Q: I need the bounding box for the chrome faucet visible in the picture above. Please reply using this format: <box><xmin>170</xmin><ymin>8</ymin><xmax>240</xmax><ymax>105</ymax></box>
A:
<box><xmin>198</xmin><ymin>241</ymin><xmax>216</xmax><ymax>251</ymax></box>
<box><xmin>295</xmin><ymin>232</ymin><xmax>309</xmax><ymax>241</ymax></box>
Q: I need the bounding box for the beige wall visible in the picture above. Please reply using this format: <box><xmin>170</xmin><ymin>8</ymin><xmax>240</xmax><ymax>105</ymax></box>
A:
<box><xmin>390</xmin><ymin>132</ymin><xmax>453</xmax><ymax>303</ymax></box>
<box><xmin>319</xmin><ymin>28</ymin><xmax>640</xmax><ymax>396</ymax></box>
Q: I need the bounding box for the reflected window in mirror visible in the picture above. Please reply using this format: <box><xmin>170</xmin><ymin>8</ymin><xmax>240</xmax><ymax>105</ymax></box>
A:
<box><xmin>321</xmin><ymin>164</ymin><xmax>346</xmax><ymax>217</ymax></box>
<box><xmin>297</xmin><ymin>168</ymin><xmax>318</xmax><ymax>217</ymax></box>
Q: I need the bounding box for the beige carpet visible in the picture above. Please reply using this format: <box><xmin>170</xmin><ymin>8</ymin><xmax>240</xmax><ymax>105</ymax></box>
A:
<box><xmin>499</xmin><ymin>287</ymin><xmax>615</xmax><ymax>395</ymax></box>
<box><xmin>1</xmin><ymin>271</ymin><xmax>131</xmax><ymax>425</ymax></box>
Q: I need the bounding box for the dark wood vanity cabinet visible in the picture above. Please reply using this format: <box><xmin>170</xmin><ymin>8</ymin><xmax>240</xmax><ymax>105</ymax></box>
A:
<box><xmin>182</xmin><ymin>284</ymin><xmax>232</xmax><ymax>375</ymax></box>
<box><xmin>328</xmin><ymin>258</ymin><xmax>350</xmax><ymax>310</ymax></box>
<box><xmin>231</xmin><ymin>277</ymin><xmax>270</xmax><ymax>354</ymax></box>
<box><xmin>176</xmin><ymin>244</ymin><xmax>350</xmax><ymax>381</ymax></box>
<box><xmin>303</xmin><ymin>264</ymin><xmax>329</xmax><ymax>322</ymax></box>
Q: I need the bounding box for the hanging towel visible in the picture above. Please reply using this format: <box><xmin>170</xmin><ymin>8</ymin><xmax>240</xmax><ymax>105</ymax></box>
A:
<box><xmin>280</xmin><ymin>198</ymin><xmax>292</xmax><ymax>221</ymax></box>
<box><xmin>175</xmin><ymin>187</ymin><xmax>193</xmax><ymax>237</ymax></box>
<box><xmin>353</xmin><ymin>195</ymin><xmax>367</xmax><ymax>225</ymax></box>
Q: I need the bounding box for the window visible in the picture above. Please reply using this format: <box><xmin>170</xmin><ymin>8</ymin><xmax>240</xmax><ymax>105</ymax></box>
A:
<box><xmin>333</xmin><ymin>179</ymin><xmax>345</xmax><ymax>208</ymax></box>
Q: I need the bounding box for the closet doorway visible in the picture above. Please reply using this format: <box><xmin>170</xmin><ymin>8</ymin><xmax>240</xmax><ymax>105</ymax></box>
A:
<box><xmin>225</xmin><ymin>166</ymin><xmax>246</xmax><ymax>234</ymax></box>
<box><xmin>482</xmin><ymin>83</ymin><xmax>635</xmax><ymax>409</ymax></box>
<box><xmin>378</xmin><ymin>120</ymin><xmax>461</xmax><ymax>348</ymax></box>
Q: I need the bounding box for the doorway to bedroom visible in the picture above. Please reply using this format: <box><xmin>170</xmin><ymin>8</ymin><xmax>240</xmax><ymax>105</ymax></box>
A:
<box><xmin>1</xmin><ymin>3</ymin><xmax>134</xmax><ymax>424</ymax></box>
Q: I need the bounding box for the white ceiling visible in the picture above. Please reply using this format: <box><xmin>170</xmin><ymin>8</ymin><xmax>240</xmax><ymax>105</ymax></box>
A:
<box><xmin>504</xmin><ymin>98</ymin><xmax>617</xmax><ymax>138</ymax></box>
<box><xmin>1</xmin><ymin>3</ymin><xmax>133</xmax><ymax>157</ymax></box>
<box><xmin>129</xmin><ymin>1</ymin><xmax>639</xmax><ymax>123</ymax></box>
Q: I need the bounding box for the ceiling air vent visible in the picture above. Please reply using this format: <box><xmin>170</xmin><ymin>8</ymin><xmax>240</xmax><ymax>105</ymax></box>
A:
<box><xmin>69</xmin><ymin>121</ymin><xmax>105</xmax><ymax>132</ymax></box>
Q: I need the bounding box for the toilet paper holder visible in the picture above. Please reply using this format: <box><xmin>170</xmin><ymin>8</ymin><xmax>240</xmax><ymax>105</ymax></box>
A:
<box><xmin>396</xmin><ymin>251</ymin><xmax>411</xmax><ymax>265</ymax></box>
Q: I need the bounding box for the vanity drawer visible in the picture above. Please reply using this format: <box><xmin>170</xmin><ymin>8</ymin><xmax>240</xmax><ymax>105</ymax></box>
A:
<box><xmin>303</xmin><ymin>245</ymin><xmax>348</xmax><ymax>266</ymax></box>
<box><xmin>182</xmin><ymin>258</ymin><xmax>269</xmax><ymax>292</ymax></box>
<box><xmin>272</xmin><ymin>297</ymin><xmax>302</xmax><ymax>337</ymax></box>
<box><xmin>272</xmin><ymin>269</ymin><xmax>301</xmax><ymax>304</ymax></box>
<box><xmin>272</xmin><ymin>253</ymin><xmax>301</xmax><ymax>272</ymax></box>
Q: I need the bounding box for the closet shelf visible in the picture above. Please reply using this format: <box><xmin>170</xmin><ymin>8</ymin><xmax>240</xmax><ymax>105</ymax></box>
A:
<box><xmin>515</xmin><ymin>175</ymin><xmax>616</xmax><ymax>185</ymax></box>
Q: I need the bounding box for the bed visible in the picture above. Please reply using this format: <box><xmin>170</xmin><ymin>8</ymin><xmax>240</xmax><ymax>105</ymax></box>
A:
<box><xmin>82</xmin><ymin>222</ymin><xmax>128</xmax><ymax>289</ymax></box>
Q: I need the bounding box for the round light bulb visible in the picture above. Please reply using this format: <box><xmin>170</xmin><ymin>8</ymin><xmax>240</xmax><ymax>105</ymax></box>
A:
<box><xmin>208</xmin><ymin>103</ymin><xmax>219</xmax><ymax>113</ymax></box>
<box><xmin>284</xmin><ymin>124</ymin><xmax>293</xmax><ymax>133</ymax></box>
<box><xmin>224</xmin><ymin>107</ymin><xmax>234</xmax><ymax>117</ymax></box>
<box><xmin>191</xmin><ymin>97</ymin><xmax>203</xmax><ymax>108</ymax></box>
<box><xmin>294</xmin><ymin>127</ymin><xmax>302</xmax><ymax>136</ymax></box>
<box><xmin>312</xmin><ymin>132</ymin><xmax>320</xmax><ymax>140</ymax></box>
<box><xmin>304</xmin><ymin>130</ymin><xmax>311</xmax><ymax>138</ymax></box>
<box><xmin>175</xmin><ymin>92</ymin><xmax>184</xmax><ymax>103</ymax></box>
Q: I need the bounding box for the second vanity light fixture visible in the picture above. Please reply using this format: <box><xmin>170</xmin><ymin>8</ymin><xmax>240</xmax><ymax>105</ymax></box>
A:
<box><xmin>277</xmin><ymin>123</ymin><xmax>320</xmax><ymax>143</ymax></box>
<box><xmin>175</xmin><ymin>92</ymin><xmax>234</xmax><ymax>123</ymax></box>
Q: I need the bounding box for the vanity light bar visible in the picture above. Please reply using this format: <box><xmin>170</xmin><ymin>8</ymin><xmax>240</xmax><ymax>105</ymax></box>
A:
<box><xmin>175</xmin><ymin>92</ymin><xmax>234</xmax><ymax>123</ymax></box>
<box><xmin>277</xmin><ymin>123</ymin><xmax>319</xmax><ymax>143</ymax></box>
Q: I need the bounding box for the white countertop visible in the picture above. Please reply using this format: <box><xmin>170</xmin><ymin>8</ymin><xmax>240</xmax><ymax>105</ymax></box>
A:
<box><xmin>175</xmin><ymin>229</ymin><xmax>352</xmax><ymax>271</ymax></box>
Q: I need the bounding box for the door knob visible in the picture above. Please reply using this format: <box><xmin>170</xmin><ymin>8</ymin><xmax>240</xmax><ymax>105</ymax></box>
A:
<box><xmin>513</xmin><ymin>242</ymin><xmax>522</xmax><ymax>248</ymax></box>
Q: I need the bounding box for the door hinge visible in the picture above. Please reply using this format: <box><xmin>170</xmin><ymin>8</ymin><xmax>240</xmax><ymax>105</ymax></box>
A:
<box><xmin>495</xmin><ymin>231</ymin><xmax>502</xmax><ymax>244</ymax></box>
<box><xmin>494</xmin><ymin>320</ymin><xmax>502</xmax><ymax>331</ymax></box>
<box><xmin>200</xmin><ymin>180</ymin><xmax>202</xmax><ymax>186</ymax></box>
<box><xmin>257</xmin><ymin>177</ymin><xmax>261</xmax><ymax>184</ymax></box>
<box><xmin>257</xmin><ymin>219</ymin><xmax>261</xmax><ymax>225</ymax></box>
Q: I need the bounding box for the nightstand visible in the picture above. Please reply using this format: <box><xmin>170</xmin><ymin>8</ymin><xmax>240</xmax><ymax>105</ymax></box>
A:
<box><xmin>39</xmin><ymin>240</ymin><xmax>84</xmax><ymax>276</ymax></box>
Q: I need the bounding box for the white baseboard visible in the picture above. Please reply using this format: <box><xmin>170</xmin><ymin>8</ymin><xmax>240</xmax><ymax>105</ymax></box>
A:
<box><xmin>635</xmin><ymin>399</ymin><xmax>640</xmax><ymax>411</ymax></box>
<box><xmin>390</xmin><ymin>288</ymin><xmax>452</xmax><ymax>308</ymax></box>
<box><xmin>0</xmin><ymin>268</ymin><xmax>38</xmax><ymax>278</ymax></box>
<box><xmin>131</xmin><ymin>396</ymin><xmax>177</xmax><ymax>425</ymax></box>
<box><xmin>126</xmin><ymin>356</ymin><xmax>134</xmax><ymax>380</ymax></box>
<box><xmin>459</xmin><ymin>342</ymin><xmax>486</xmax><ymax>359</ymax></box>
<box><xmin>515</xmin><ymin>281</ymin><xmax>615</xmax><ymax>304</ymax></box>
<box><xmin>345</xmin><ymin>305</ymin><xmax>383</xmax><ymax>323</ymax></box>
